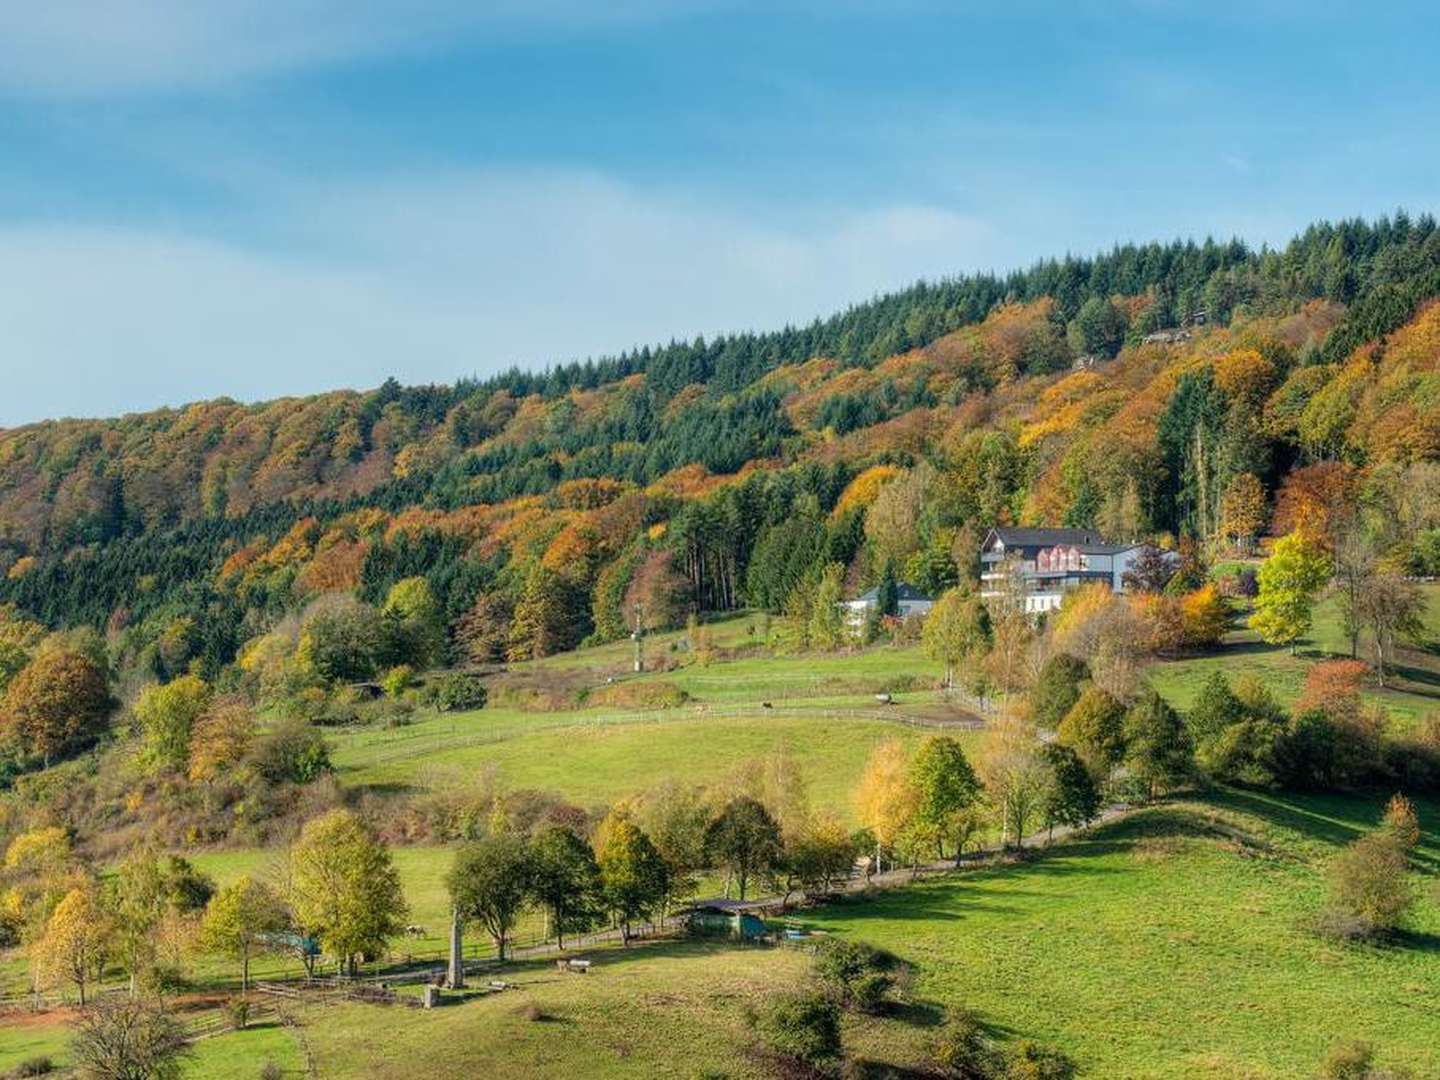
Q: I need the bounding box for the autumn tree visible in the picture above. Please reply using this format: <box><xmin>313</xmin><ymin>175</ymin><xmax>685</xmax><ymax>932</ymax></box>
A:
<box><xmin>448</xmin><ymin>832</ymin><xmax>532</xmax><ymax>962</ymax></box>
<box><xmin>1056</xmin><ymin>687</ymin><xmax>1127</xmax><ymax>778</ymax></box>
<box><xmin>382</xmin><ymin>575</ymin><xmax>446</xmax><ymax>668</ymax></box>
<box><xmin>454</xmin><ymin>590</ymin><xmax>514</xmax><ymax>665</ymax></box>
<box><xmin>908</xmin><ymin>735</ymin><xmax>981</xmax><ymax>862</ymax></box>
<box><xmin>704</xmin><ymin>797</ymin><xmax>783</xmax><ymax>901</ymax></box>
<box><xmin>108</xmin><ymin>849</ymin><xmax>213</xmax><ymax>993</ymax></box>
<box><xmin>1217</xmin><ymin>472</ymin><xmax>1267</xmax><ymax>551</ymax></box>
<box><xmin>633</xmin><ymin>780</ymin><xmax>709</xmax><ymax>915</ymax></box>
<box><xmin>2</xmin><ymin>647</ymin><xmax>113</xmax><ymax>765</ymax></box>
<box><xmin>33</xmin><ymin>886</ymin><xmax>111</xmax><ymax>1004</ymax></box>
<box><xmin>295</xmin><ymin>594</ymin><xmax>388</xmax><ymax>682</ymax></box>
<box><xmin>201</xmin><ymin>876</ymin><xmax>288</xmax><ymax>991</ymax></box>
<box><xmin>528</xmin><ymin>826</ymin><xmax>602</xmax><ymax>948</ymax></box>
<box><xmin>853</xmin><ymin>740</ymin><xmax>920</xmax><ymax>872</ymax></box>
<box><xmin>187</xmin><ymin>695</ymin><xmax>257</xmax><ymax>783</ymax></box>
<box><xmin>1356</xmin><ymin>574</ymin><xmax>1426</xmax><ymax>687</ymax></box>
<box><xmin>1179</xmin><ymin>585</ymin><xmax>1231</xmax><ymax>648</ymax></box>
<box><xmin>1250</xmin><ymin>532</ymin><xmax>1331</xmax><ymax>653</ymax></box>
<box><xmin>781</xmin><ymin>814</ymin><xmax>859</xmax><ymax>898</ymax></box>
<box><xmin>1326</xmin><ymin>832</ymin><xmax>1413</xmax><ymax>937</ymax></box>
<box><xmin>1122</xmin><ymin>546</ymin><xmax>1176</xmax><ymax>593</ymax></box>
<box><xmin>1381</xmin><ymin>794</ymin><xmax>1421</xmax><ymax>851</ymax></box>
<box><xmin>865</xmin><ymin>466</ymin><xmax>930</xmax><ymax>571</ymax></box>
<box><xmin>71</xmin><ymin>996</ymin><xmax>192</xmax><ymax>1080</ymax></box>
<box><xmin>508</xmin><ymin>564</ymin><xmax>588</xmax><ymax>660</ymax></box>
<box><xmin>807</xmin><ymin>562</ymin><xmax>847</xmax><ymax>651</ymax></box>
<box><xmin>597</xmin><ymin>814</ymin><xmax>669</xmax><ymax>943</ymax></box>
<box><xmin>977</xmin><ymin>710</ymin><xmax>1051</xmax><ymax>849</ymax></box>
<box><xmin>923</xmin><ymin>587</ymin><xmax>990</xmax><ymax>690</ymax></box>
<box><xmin>288</xmin><ymin>809</ymin><xmax>408</xmax><ymax>975</ymax></box>
<box><xmin>135</xmin><ymin>674</ymin><xmax>211</xmax><ymax>774</ymax></box>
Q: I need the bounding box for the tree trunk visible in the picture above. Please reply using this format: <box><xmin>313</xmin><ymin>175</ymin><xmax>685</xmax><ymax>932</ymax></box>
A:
<box><xmin>242</xmin><ymin>950</ymin><xmax>250</xmax><ymax>993</ymax></box>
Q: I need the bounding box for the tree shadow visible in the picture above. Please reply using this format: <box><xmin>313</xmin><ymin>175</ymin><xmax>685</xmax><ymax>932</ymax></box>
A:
<box><xmin>1387</xmin><ymin>928</ymin><xmax>1440</xmax><ymax>954</ymax></box>
<box><xmin>886</xmin><ymin>999</ymin><xmax>946</xmax><ymax>1029</ymax></box>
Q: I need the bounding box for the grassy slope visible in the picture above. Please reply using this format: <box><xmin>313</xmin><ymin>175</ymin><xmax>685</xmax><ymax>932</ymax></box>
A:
<box><xmin>799</xmin><ymin>789</ymin><xmax>1440</xmax><ymax>1079</ymax></box>
<box><xmin>1148</xmin><ymin>585</ymin><xmax>1440</xmax><ymax>724</ymax></box>
<box><xmin>249</xmin><ymin>790</ymin><xmax>1440</xmax><ymax>1080</ymax></box>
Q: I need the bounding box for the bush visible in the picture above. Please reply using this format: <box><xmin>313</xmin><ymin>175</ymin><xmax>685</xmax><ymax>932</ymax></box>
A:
<box><xmin>258</xmin><ymin>1060</ymin><xmax>283</xmax><ymax>1080</ymax></box>
<box><xmin>1320</xmin><ymin>1040</ymin><xmax>1376</xmax><ymax>1080</ymax></box>
<box><xmin>754</xmin><ymin>991</ymin><xmax>843</xmax><ymax>1069</ymax></box>
<box><xmin>225</xmin><ymin>997</ymin><xmax>251</xmax><ymax>1031</ymax></box>
<box><xmin>432</xmin><ymin>673</ymin><xmax>487</xmax><ymax>713</ymax></box>
<box><xmin>379</xmin><ymin>665</ymin><xmax>415</xmax><ymax>699</ymax></box>
<box><xmin>11</xmin><ymin>1058</ymin><xmax>54</xmax><ymax>1078</ymax></box>
<box><xmin>931</xmin><ymin>1008</ymin><xmax>992</xmax><ymax>1077</ymax></box>
<box><xmin>812</xmin><ymin>938</ymin><xmax>895</xmax><ymax>1012</ymax></box>
<box><xmin>1325</xmin><ymin>833</ymin><xmax>1413</xmax><ymax>937</ymax></box>
<box><xmin>252</xmin><ymin>722</ymin><xmax>332</xmax><ymax>784</ymax></box>
<box><xmin>995</xmin><ymin>1040</ymin><xmax>1077</xmax><ymax>1080</ymax></box>
<box><xmin>1381</xmin><ymin>793</ymin><xmax>1421</xmax><ymax>850</ymax></box>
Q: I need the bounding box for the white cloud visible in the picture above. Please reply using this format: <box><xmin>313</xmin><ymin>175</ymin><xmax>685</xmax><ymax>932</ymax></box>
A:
<box><xmin>0</xmin><ymin>171</ymin><xmax>1000</xmax><ymax>424</ymax></box>
<box><xmin>0</xmin><ymin>1</ymin><xmax>725</xmax><ymax>97</ymax></box>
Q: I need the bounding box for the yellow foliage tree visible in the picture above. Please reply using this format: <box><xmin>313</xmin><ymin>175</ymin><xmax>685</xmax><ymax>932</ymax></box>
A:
<box><xmin>32</xmin><ymin>887</ymin><xmax>111</xmax><ymax>1004</ymax></box>
<box><xmin>1179</xmin><ymin>585</ymin><xmax>1231</xmax><ymax>647</ymax></box>
<box><xmin>853</xmin><ymin>740</ymin><xmax>919</xmax><ymax>872</ymax></box>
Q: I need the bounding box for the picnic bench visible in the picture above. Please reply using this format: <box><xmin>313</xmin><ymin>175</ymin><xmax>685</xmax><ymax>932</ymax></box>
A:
<box><xmin>555</xmin><ymin>959</ymin><xmax>592</xmax><ymax>974</ymax></box>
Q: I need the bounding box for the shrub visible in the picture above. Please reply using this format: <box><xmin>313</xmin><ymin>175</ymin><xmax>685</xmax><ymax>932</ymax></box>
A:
<box><xmin>379</xmin><ymin>664</ymin><xmax>415</xmax><ymax>699</ymax></box>
<box><xmin>258</xmin><ymin>1060</ymin><xmax>283</xmax><ymax>1080</ymax></box>
<box><xmin>812</xmin><ymin>938</ymin><xmax>896</xmax><ymax>1013</ymax></box>
<box><xmin>754</xmin><ymin>991</ymin><xmax>843</xmax><ymax>1069</ymax></box>
<box><xmin>12</xmin><ymin>1058</ymin><xmax>54</xmax><ymax>1078</ymax></box>
<box><xmin>585</xmin><ymin>680</ymin><xmax>689</xmax><ymax>710</ymax></box>
<box><xmin>1381</xmin><ymin>793</ymin><xmax>1421</xmax><ymax>850</ymax></box>
<box><xmin>252</xmin><ymin>722</ymin><xmax>332</xmax><ymax>784</ymax></box>
<box><xmin>1325</xmin><ymin>833</ymin><xmax>1413</xmax><ymax>937</ymax></box>
<box><xmin>225</xmin><ymin>997</ymin><xmax>251</xmax><ymax>1031</ymax></box>
<box><xmin>1318</xmin><ymin>1040</ymin><xmax>1382</xmax><ymax>1080</ymax></box>
<box><xmin>995</xmin><ymin>1040</ymin><xmax>1077</xmax><ymax>1080</ymax></box>
<box><xmin>432</xmin><ymin>673</ymin><xmax>487</xmax><ymax>713</ymax></box>
<box><xmin>931</xmin><ymin>1008</ymin><xmax>992</xmax><ymax>1077</ymax></box>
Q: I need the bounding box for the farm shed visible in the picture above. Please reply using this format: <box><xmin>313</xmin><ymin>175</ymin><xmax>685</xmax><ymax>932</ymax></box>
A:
<box><xmin>683</xmin><ymin>899</ymin><xmax>770</xmax><ymax>941</ymax></box>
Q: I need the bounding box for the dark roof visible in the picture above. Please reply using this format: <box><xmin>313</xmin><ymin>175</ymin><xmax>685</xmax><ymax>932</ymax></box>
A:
<box><xmin>685</xmin><ymin>898</ymin><xmax>773</xmax><ymax>913</ymax></box>
<box><xmin>985</xmin><ymin>527</ymin><xmax>1107</xmax><ymax>548</ymax></box>
<box><xmin>855</xmin><ymin>582</ymin><xmax>932</xmax><ymax>603</ymax></box>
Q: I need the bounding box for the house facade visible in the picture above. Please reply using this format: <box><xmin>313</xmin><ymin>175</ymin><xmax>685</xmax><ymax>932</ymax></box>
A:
<box><xmin>979</xmin><ymin>527</ymin><xmax>1155</xmax><ymax>615</ymax></box>
<box><xmin>843</xmin><ymin>582</ymin><xmax>934</xmax><ymax>627</ymax></box>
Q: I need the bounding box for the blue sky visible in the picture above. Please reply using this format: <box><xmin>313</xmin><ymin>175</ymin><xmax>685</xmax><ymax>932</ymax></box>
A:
<box><xmin>1</xmin><ymin>2</ymin><xmax>1436</xmax><ymax>425</ymax></box>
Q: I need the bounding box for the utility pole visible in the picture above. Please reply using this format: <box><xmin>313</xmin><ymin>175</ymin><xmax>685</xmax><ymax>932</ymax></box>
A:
<box><xmin>446</xmin><ymin>908</ymin><xmax>465</xmax><ymax>989</ymax></box>
<box><xmin>632</xmin><ymin>601</ymin><xmax>645</xmax><ymax>673</ymax></box>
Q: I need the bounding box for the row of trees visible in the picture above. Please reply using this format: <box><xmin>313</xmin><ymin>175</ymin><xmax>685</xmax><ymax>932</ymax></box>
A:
<box><xmin>13</xmin><ymin>808</ymin><xmax>406</xmax><ymax>1002</ymax></box>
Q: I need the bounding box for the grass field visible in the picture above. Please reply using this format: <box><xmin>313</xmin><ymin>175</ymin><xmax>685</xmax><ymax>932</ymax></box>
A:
<box><xmin>1</xmin><ymin>587</ymin><xmax>1434</xmax><ymax>1076</ymax></box>
<box><xmin>1146</xmin><ymin>585</ymin><xmax>1440</xmax><ymax>726</ymax></box>
<box><xmin>194</xmin><ymin>789</ymin><xmax>1440</xmax><ymax>1080</ymax></box>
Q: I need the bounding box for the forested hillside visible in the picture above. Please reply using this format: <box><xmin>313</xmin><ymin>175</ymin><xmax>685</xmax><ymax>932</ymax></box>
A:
<box><xmin>0</xmin><ymin>213</ymin><xmax>1437</xmax><ymax>690</ymax></box>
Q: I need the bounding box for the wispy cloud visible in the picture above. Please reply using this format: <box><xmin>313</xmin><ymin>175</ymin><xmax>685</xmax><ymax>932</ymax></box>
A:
<box><xmin>0</xmin><ymin>1</ymin><xmax>727</xmax><ymax>97</ymax></box>
<box><xmin>0</xmin><ymin>171</ymin><xmax>1000</xmax><ymax>424</ymax></box>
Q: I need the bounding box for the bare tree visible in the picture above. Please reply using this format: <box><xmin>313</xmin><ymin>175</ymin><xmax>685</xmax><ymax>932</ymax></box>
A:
<box><xmin>1358</xmin><ymin>574</ymin><xmax>1426</xmax><ymax>687</ymax></box>
<box><xmin>71</xmin><ymin>996</ymin><xmax>192</xmax><ymax>1080</ymax></box>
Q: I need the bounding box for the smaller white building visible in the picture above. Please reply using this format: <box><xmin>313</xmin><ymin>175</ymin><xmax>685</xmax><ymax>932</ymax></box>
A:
<box><xmin>843</xmin><ymin>582</ymin><xmax>934</xmax><ymax>627</ymax></box>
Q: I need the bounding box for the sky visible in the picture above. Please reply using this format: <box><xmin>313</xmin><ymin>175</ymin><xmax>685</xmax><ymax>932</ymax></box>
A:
<box><xmin>0</xmin><ymin>2</ymin><xmax>1437</xmax><ymax>426</ymax></box>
